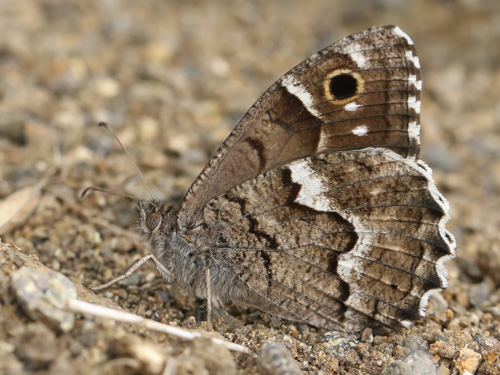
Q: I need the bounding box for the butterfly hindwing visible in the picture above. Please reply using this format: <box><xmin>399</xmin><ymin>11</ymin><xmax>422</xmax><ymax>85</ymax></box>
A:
<box><xmin>196</xmin><ymin>149</ymin><xmax>453</xmax><ymax>331</ymax></box>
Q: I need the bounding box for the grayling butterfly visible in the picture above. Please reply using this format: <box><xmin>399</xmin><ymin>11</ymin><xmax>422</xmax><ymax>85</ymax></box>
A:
<box><xmin>94</xmin><ymin>25</ymin><xmax>456</xmax><ymax>333</ymax></box>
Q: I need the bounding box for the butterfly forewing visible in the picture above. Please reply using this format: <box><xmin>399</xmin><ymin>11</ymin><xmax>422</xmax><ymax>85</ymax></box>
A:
<box><xmin>179</xmin><ymin>26</ymin><xmax>421</xmax><ymax>228</ymax></box>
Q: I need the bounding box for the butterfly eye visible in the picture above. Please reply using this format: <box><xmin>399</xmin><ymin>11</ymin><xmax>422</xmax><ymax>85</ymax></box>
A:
<box><xmin>145</xmin><ymin>212</ymin><xmax>162</xmax><ymax>232</ymax></box>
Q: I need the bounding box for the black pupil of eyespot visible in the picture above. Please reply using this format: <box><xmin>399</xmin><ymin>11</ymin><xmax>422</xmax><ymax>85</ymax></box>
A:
<box><xmin>146</xmin><ymin>212</ymin><xmax>161</xmax><ymax>231</ymax></box>
<box><xmin>329</xmin><ymin>74</ymin><xmax>358</xmax><ymax>99</ymax></box>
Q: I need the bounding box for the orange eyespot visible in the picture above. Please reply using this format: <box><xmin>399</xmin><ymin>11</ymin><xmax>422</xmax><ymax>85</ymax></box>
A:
<box><xmin>145</xmin><ymin>212</ymin><xmax>162</xmax><ymax>231</ymax></box>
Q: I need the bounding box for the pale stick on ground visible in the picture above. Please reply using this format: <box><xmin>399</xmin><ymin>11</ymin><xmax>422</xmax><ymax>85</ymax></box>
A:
<box><xmin>66</xmin><ymin>298</ymin><xmax>251</xmax><ymax>354</ymax></box>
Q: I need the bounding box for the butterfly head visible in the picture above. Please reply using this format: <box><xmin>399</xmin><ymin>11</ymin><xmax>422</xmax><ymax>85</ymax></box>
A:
<box><xmin>136</xmin><ymin>199</ymin><xmax>176</xmax><ymax>238</ymax></box>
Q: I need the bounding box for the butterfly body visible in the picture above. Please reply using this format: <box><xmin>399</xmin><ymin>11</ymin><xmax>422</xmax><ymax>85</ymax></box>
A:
<box><xmin>137</xmin><ymin>200</ymin><xmax>270</xmax><ymax>314</ymax></box>
<box><xmin>136</xmin><ymin>26</ymin><xmax>455</xmax><ymax>332</ymax></box>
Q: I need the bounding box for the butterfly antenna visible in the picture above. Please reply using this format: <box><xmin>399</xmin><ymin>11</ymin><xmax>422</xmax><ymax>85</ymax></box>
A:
<box><xmin>81</xmin><ymin>186</ymin><xmax>141</xmax><ymax>201</ymax></box>
<box><xmin>98</xmin><ymin>121</ymin><xmax>155</xmax><ymax>201</ymax></box>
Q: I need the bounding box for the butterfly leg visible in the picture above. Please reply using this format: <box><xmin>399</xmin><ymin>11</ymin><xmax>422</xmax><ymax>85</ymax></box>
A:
<box><xmin>205</xmin><ymin>265</ymin><xmax>213</xmax><ymax>331</ymax></box>
<box><xmin>90</xmin><ymin>254</ymin><xmax>172</xmax><ymax>291</ymax></box>
<box><xmin>188</xmin><ymin>243</ymin><xmax>214</xmax><ymax>330</ymax></box>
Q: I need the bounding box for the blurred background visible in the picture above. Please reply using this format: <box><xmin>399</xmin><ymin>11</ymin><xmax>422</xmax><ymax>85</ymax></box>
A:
<box><xmin>1</xmin><ymin>0</ymin><xmax>499</xmax><ymax>373</ymax></box>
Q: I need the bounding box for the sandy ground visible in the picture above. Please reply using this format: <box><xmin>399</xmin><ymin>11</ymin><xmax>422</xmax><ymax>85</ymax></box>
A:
<box><xmin>1</xmin><ymin>0</ymin><xmax>500</xmax><ymax>374</ymax></box>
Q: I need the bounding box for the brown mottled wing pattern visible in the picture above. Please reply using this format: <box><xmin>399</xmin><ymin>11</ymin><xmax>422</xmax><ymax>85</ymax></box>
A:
<box><xmin>201</xmin><ymin>149</ymin><xmax>455</xmax><ymax>331</ymax></box>
<box><xmin>179</xmin><ymin>25</ymin><xmax>422</xmax><ymax>228</ymax></box>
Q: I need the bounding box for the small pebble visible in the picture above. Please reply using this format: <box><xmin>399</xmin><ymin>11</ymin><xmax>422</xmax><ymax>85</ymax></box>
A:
<box><xmin>469</xmin><ymin>282</ymin><xmax>490</xmax><ymax>307</ymax></box>
<box><xmin>257</xmin><ymin>342</ymin><xmax>302</xmax><ymax>375</ymax></box>
<box><xmin>456</xmin><ymin>292</ymin><xmax>471</xmax><ymax>309</ymax></box>
<box><xmin>361</xmin><ymin>327</ymin><xmax>373</xmax><ymax>343</ymax></box>
<box><xmin>455</xmin><ymin>348</ymin><xmax>482</xmax><ymax>375</ymax></box>
<box><xmin>15</xmin><ymin>323</ymin><xmax>60</xmax><ymax>370</ymax></box>
<box><xmin>10</xmin><ymin>266</ymin><xmax>76</xmax><ymax>332</ymax></box>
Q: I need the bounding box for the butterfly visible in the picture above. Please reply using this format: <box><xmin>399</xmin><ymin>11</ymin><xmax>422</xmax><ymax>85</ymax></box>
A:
<box><xmin>126</xmin><ymin>25</ymin><xmax>456</xmax><ymax>333</ymax></box>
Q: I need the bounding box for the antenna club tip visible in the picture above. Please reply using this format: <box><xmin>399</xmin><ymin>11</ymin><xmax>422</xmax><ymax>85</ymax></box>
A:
<box><xmin>81</xmin><ymin>187</ymin><xmax>93</xmax><ymax>199</ymax></box>
<box><xmin>98</xmin><ymin>121</ymin><xmax>108</xmax><ymax>128</ymax></box>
